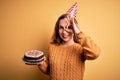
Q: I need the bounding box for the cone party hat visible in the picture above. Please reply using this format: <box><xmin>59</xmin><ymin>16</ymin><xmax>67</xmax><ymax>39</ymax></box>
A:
<box><xmin>67</xmin><ymin>2</ymin><xmax>77</xmax><ymax>18</ymax></box>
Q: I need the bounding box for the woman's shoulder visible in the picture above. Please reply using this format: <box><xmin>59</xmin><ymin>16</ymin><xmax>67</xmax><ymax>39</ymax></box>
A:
<box><xmin>48</xmin><ymin>43</ymin><xmax>59</xmax><ymax>47</ymax></box>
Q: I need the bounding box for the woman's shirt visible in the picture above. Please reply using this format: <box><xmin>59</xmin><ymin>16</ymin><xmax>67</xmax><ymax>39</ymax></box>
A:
<box><xmin>47</xmin><ymin>32</ymin><xmax>100</xmax><ymax>80</ymax></box>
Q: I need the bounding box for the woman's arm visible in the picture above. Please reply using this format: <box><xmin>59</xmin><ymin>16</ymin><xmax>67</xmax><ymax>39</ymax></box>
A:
<box><xmin>70</xmin><ymin>18</ymin><xmax>100</xmax><ymax>60</ymax></box>
<box><xmin>77</xmin><ymin>32</ymin><xmax>100</xmax><ymax>60</ymax></box>
<box><xmin>37</xmin><ymin>60</ymin><xmax>50</xmax><ymax>75</ymax></box>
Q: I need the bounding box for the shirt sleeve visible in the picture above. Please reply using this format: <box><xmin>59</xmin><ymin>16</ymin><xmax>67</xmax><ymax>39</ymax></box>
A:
<box><xmin>38</xmin><ymin>47</ymin><xmax>50</xmax><ymax>75</ymax></box>
<box><xmin>76</xmin><ymin>32</ymin><xmax>100</xmax><ymax>60</ymax></box>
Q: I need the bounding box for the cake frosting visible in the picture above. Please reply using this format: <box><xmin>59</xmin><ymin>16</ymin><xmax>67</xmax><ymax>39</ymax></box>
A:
<box><xmin>25</xmin><ymin>50</ymin><xmax>43</xmax><ymax>58</ymax></box>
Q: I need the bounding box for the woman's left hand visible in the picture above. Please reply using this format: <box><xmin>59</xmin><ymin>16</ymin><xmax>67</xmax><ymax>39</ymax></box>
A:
<box><xmin>71</xmin><ymin>18</ymin><xmax>80</xmax><ymax>34</ymax></box>
<box><xmin>66</xmin><ymin>15</ymin><xmax>80</xmax><ymax>34</ymax></box>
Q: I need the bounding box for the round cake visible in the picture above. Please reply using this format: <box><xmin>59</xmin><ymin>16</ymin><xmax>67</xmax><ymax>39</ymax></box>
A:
<box><xmin>22</xmin><ymin>50</ymin><xmax>45</xmax><ymax>65</ymax></box>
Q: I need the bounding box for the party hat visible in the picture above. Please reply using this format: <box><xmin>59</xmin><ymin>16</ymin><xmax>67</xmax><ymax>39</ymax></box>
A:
<box><xmin>67</xmin><ymin>2</ymin><xmax>77</xmax><ymax>18</ymax></box>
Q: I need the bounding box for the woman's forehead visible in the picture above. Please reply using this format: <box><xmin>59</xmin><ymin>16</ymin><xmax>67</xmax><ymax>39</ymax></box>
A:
<box><xmin>59</xmin><ymin>18</ymin><xmax>70</xmax><ymax>26</ymax></box>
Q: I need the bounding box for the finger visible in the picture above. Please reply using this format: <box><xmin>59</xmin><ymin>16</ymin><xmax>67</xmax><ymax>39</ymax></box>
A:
<box><xmin>66</xmin><ymin>19</ymin><xmax>70</xmax><ymax>29</ymax></box>
<box><xmin>64</xmin><ymin>28</ymin><xmax>73</xmax><ymax>34</ymax></box>
<box><xmin>67</xmin><ymin>14</ymin><xmax>71</xmax><ymax>21</ymax></box>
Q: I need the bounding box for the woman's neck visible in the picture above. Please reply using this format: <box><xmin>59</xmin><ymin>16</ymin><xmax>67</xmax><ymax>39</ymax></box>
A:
<box><xmin>61</xmin><ymin>39</ymin><xmax>75</xmax><ymax>47</ymax></box>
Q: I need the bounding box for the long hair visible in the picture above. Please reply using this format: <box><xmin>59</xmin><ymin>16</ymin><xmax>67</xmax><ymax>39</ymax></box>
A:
<box><xmin>51</xmin><ymin>14</ymin><xmax>80</xmax><ymax>44</ymax></box>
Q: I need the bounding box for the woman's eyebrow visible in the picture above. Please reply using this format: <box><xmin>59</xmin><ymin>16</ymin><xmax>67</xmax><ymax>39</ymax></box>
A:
<box><xmin>59</xmin><ymin>25</ymin><xmax>63</xmax><ymax>27</ymax></box>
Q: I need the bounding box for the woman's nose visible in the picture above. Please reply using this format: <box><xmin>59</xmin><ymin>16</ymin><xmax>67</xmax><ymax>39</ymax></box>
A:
<box><xmin>63</xmin><ymin>29</ymin><xmax>67</xmax><ymax>33</ymax></box>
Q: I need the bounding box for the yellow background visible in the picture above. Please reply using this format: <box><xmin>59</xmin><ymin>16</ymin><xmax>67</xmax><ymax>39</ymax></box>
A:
<box><xmin>0</xmin><ymin>0</ymin><xmax>120</xmax><ymax>80</ymax></box>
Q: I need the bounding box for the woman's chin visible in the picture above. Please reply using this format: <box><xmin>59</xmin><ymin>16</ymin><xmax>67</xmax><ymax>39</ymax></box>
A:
<box><xmin>62</xmin><ymin>38</ymin><xmax>70</xmax><ymax>42</ymax></box>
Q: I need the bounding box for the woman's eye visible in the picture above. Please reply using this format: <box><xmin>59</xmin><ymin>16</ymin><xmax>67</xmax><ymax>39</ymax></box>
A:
<box><xmin>59</xmin><ymin>26</ymin><xmax>64</xmax><ymax>29</ymax></box>
<box><xmin>68</xmin><ymin>26</ymin><xmax>72</xmax><ymax>29</ymax></box>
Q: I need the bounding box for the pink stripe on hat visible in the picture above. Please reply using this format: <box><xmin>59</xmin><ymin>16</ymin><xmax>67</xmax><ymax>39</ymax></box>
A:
<box><xmin>67</xmin><ymin>2</ymin><xmax>77</xmax><ymax>18</ymax></box>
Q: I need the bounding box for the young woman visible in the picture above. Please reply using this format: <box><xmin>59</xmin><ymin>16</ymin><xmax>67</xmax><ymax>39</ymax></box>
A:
<box><xmin>38</xmin><ymin>14</ymin><xmax>100</xmax><ymax>80</ymax></box>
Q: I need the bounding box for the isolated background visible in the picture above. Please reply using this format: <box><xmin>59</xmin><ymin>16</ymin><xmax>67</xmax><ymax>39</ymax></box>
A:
<box><xmin>0</xmin><ymin>0</ymin><xmax>120</xmax><ymax>80</ymax></box>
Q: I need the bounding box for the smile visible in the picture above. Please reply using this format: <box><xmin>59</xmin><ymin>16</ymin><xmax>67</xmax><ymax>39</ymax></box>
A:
<box><xmin>62</xmin><ymin>34</ymin><xmax>69</xmax><ymax>38</ymax></box>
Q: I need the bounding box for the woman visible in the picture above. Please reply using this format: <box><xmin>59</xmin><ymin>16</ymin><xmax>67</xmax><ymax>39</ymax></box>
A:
<box><xmin>38</xmin><ymin>14</ymin><xmax>100</xmax><ymax>80</ymax></box>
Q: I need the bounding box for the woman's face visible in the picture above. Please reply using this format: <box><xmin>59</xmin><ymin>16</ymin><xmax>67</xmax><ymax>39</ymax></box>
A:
<box><xmin>58</xmin><ymin>18</ymin><xmax>74</xmax><ymax>43</ymax></box>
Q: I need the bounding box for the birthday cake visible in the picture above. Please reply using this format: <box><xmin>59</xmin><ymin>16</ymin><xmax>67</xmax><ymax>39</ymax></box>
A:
<box><xmin>22</xmin><ymin>50</ymin><xmax>46</xmax><ymax>65</ymax></box>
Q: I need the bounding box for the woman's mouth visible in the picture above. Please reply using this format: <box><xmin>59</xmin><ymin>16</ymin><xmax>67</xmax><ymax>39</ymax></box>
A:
<box><xmin>62</xmin><ymin>34</ymin><xmax>69</xmax><ymax>38</ymax></box>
